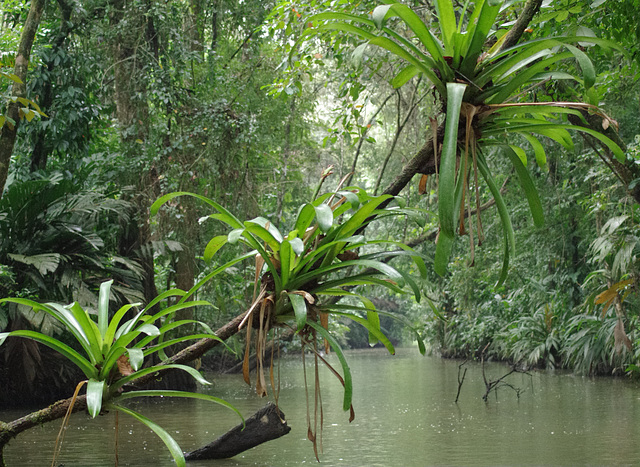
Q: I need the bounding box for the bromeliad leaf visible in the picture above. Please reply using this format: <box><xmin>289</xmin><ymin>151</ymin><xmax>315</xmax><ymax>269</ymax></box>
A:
<box><xmin>435</xmin><ymin>83</ymin><xmax>467</xmax><ymax>277</ymax></box>
<box><xmin>0</xmin><ymin>329</ymin><xmax>96</xmax><ymax>378</ymax></box>
<box><xmin>290</xmin><ymin>237</ymin><xmax>304</xmax><ymax>255</ymax></box>
<box><xmin>87</xmin><ymin>379</ymin><xmax>105</xmax><ymax>418</ymax></box>
<box><xmin>289</xmin><ymin>258</ymin><xmax>406</xmax><ymax>291</ymax></box>
<box><xmin>246</xmin><ymin>217</ymin><xmax>284</xmax><ymax>249</ymax></box>
<box><xmin>204</xmin><ymin>235</ymin><xmax>228</xmax><ymax>263</ymax></box>
<box><xmin>498</xmin><ymin>144</ymin><xmax>544</xmax><ymax>227</ymax></box>
<box><xmin>288</xmin><ymin>292</ymin><xmax>308</xmax><ymax>331</ymax></box>
<box><xmin>151</xmin><ymin>191</ymin><xmax>243</xmax><ymax>228</ymax></box>
<box><xmin>306</xmin><ymin>320</ymin><xmax>353</xmax><ymax>412</ymax></box>
<box><xmin>109</xmin><ymin>364</ymin><xmax>212</xmax><ymax>394</ymax></box>
<box><xmin>476</xmin><ymin>151</ymin><xmax>515</xmax><ymax>286</ymax></box>
<box><xmin>280</xmin><ymin>240</ymin><xmax>293</xmax><ymax>286</ymax></box>
<box><xmin>127</xmin><ymin>348</ymin><xmax>144</xmax><ymax>371</ymax></box>
<box><xmin>371</xmin><ymin>4</ymin><xmax>392</xmax><ymax>30</ymax></box>
<box><xmin>113</xmin><ymin>405</ymin><xmax>187</xmax><ymax>467</ymax></box>
<box><xmin>295</xmin><ymin>203</ymin><xmax>317</xmax><ymax>234</ymax></box>
<box><xmin>314</xmin><ymin>204</ymin><xmax>334</xmax><ymax>233</ymax></box>
<box><xmin>228</xmin><ymin>228</ymin><xmax>244</xmax><ymax>244</ymax></box>
<box><xmin>114</xmin><ymin>390</ymin><xmax>243</xmax><ymax>422</ymax></box>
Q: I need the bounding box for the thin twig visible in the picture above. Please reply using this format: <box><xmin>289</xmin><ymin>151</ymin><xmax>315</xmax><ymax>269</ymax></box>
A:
<box><xmin>454</xmin><ymin>359</ymin><xmax>468</xmax><ymax>403</ymax></box>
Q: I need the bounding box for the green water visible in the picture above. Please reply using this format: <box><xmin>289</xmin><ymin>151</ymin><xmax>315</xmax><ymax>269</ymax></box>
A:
<box><xmin>2</xmin><ymin>348</ymin><xmax>640</xmax><ymax>466</ymax></box>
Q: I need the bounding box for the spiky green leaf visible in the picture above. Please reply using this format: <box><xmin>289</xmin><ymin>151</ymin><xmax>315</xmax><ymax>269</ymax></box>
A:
<box><xmin>98</xmin><ymin>280</ymin><xmax>112</xmax><ymax>340</ymax></box>
<box><xmin>112</xmin><ymin>405</ymin><xmax>186</xmax><ymax>467</ymax></box>
<box><xmin>306</xmin><ymin>320</ymin><xmax>352</xmax><ymax>412</ymax></box>
<box><xmin>315</xmin><ymin>204</ymin><xmax>334</xmax><ymax>233</ymax></box>
<box><xmin>0</xmin><ymin>329</ymin><xmax>96</xmax><ymax>378</ymax></box>
<box><xmin>204</xmin><ymin>235</ymin><xmax>228</xmax><ymax>263</ymax></box>
<box><xmin>288</xmin><ymin>292</ymin><xmax>308</xmax><ymax>331</ymax></box>
<box><xmin>87</xmin><ymin>379</ymin><xmax>105</xmax><ymax>418</ymax></box>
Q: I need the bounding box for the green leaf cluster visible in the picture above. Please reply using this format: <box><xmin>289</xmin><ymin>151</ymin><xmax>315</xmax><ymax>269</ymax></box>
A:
<box><xmin>0</xmin><ymin>280</ymin><xmax>242</xmax><ymax>467</ymax></box>
<box><xmin>303</xmin><ymin>0</ymin><xmax>626</xmax><ymax>283</ymax></box>
<box><xmin>152</xmin><ymin>186</ymin><xmax>427</xmax><ymax>413</ymax></box>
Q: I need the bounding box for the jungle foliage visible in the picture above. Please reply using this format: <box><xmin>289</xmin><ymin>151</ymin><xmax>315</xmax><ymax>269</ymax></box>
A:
<box><xmin>0</xmin><ymin>0</ymin><xmax>639</xmax><ymax>464</ymax></box>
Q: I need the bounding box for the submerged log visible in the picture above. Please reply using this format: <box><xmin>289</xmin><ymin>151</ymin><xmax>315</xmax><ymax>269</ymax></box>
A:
<box><xmin>185</xmin><ymin>402</ymin><xmax>291</xmax><ymax>460</ymax></box>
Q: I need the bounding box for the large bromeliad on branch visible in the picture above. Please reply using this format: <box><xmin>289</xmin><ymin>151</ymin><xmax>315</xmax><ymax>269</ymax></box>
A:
<box><xmin>301</xmin><ymin>0</ymin><xmax>626</xmax><ymax>283</ymax></box>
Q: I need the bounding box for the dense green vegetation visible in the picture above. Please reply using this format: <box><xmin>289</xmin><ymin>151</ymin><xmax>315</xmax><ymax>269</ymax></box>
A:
<box><xmin>0</xmin><ymin>0</ymin><xmax>639</xmax><ymax>463</ymax></box>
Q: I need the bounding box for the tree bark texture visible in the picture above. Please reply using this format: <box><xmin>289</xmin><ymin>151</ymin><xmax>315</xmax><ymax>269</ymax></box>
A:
<box><xmin>110</xmin><ymin>0</ymin><xmax>149</xmax><ymax>141</ymax></box>
<box><xmin>184</xmin><ymin>402</ymin><xmax>291</xmax><ymax>460</ymax></box>
<box><xmin>0</xmin><ymin>0</ymin><xmax>46</xmax><ymax>197</ymax></box>
<box><xmin>185</xmin><ymin>0</ymin><xmax>204</xmax><ymax>53</ymax></box>
<box><xmin>498</xmin><ymin>0</ymin><xmax>544</xmax><ymax>52</ymax></box>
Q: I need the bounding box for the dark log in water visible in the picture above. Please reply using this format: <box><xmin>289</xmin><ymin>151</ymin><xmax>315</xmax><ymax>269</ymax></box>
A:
<box><xmin>184</xmin><ymin>402</ymin><xmax>291</xmax><ymax>460</ymax></box>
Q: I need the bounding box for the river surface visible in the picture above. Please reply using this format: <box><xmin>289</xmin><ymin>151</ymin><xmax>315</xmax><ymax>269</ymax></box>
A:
<box><xmin>2</xmin><ymin>348</ymin><xmax>640</xmax><ymax>466</ymax></box>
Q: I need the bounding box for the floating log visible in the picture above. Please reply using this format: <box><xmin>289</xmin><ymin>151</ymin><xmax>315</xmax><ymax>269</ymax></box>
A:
<box><xmin>184</xmin><ymin>402</ymin><xmax>291</xmax><ymax>460</ymax></box>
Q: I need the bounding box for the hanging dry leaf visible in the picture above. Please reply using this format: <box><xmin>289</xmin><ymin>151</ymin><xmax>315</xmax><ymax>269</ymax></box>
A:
<box><xmin>418</xmin><ymin>174</ymin><xmax>429</xmax><ymax>194</ymax></box>
<box><xmin>614</xmin><ymin>318</ymin><xmax>633</xmax><ymax>354</ymax></box>
<box><xmin>255</xmin><ymin>299</ymin><xmax>270</xmax><ymax>397</ymax></box>
<box><xmin>243</xmin><ymin>322</ymin><xmax>252</xmax><ymax>386</ymax></box>
<box><xmin>595</xmin><ymin>279</ymin><xmax>633</xmax><ymax>316</ymax></box>
<box><xmin>320</xmin><ymin>311</ymin><xmax>330</xmax><ymax>353</ymax></box>
<box><xmin>117</xmin><ymin>354</ymin><xmax>134</xmax><ymax>376</ymax></box>
<box><xmin>290</xmin><ymin>290</ymin><xmax>315</xmax><ymax>304</ymax></box>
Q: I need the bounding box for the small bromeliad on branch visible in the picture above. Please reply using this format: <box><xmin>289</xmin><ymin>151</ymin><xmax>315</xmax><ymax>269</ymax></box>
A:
<box><xmin>0</xmin><ymin>280</ymin><xmax>243</xmax><ymax>467</ymax></box>
<box><xmin>152</xmin><ymin>170</ymin><xmax>427</xmax><ymax>457</ymax></box>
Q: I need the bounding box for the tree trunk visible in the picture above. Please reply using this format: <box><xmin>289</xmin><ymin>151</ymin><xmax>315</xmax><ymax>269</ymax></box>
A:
<box><xmin>185</xmin><ymin>402</ymin><xmax>291</xmax><ymax>460</ymax></box>
<box><xmin>109</xmin><ymin>0</ymin><xmax>161</xmax><ymax>309</ymax></box>
<box><xmin>30</xmin><ymin>0</ymin><xmax>73</xmax><ymax>172</ymax></box>
<box><xmin>498</xmin><ymin>0</ymin><xmax>544</xmax><ymax>52</ymax></box>
<box><xmin>174</xmin><ymin>246</ymin><xmax>195</xmax><ymax>319</ymax></box>
<box><xmin>211</xmin><ymin>0</ymin><xmax>218</xmax><ymax>51</ymax></box>
<box><xmin>0</xmin><ymin>0</ymin><xmax>46</xmax><ymax>196</ymax></box>
<box><xmin>184</xmin><ymin>0</ymin><xmax>204</xmax><ymax>53</ymax></box>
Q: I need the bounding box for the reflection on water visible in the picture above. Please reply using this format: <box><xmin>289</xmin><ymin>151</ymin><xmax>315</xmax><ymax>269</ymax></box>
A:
<box><xmin>2</xmin><ymin>348</ymin><xmax>640</xmax><ymax>466</ymax></box>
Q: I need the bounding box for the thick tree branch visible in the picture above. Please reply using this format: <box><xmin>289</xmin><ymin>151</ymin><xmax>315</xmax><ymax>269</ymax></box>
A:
<box><xmin>498</xmin><ymin>0</ymin><xmax>543</xmax><ymax>52</ymax></box>
<box><xmin>568</xmin><ymin>111</ymin><xmax>640</xmax><ymax>203</ymax></box>
<box><xmin>380</xmin><ymin>124</ymin><xmax>443</xmax><ymax>198</ymax></box>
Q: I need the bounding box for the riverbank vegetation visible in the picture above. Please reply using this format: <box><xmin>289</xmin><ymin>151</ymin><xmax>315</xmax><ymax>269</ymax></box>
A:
<box><xmin>0</xmin><ymin>0</ymin><xmax>639</xmax><ymax>463</ymax></box>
